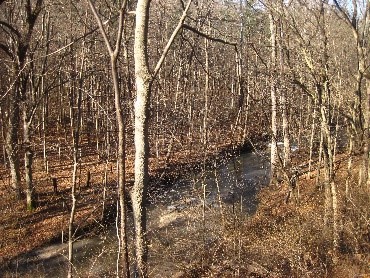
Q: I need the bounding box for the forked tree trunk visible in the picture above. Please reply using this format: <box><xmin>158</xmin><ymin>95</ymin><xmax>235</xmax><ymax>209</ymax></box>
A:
<box><xmin>86</xmin><ymin>1</ymin><xmax>130</xmax><ymax>274</ymax></box>
<box><xmin>132</xmin><ymin>1</ymin><xmax>193</xmax><ymax>275</ymax></box>
<box><xmin>3</xmin><ymin>0</ymin><xmax>43</xmax><ymax>201</ymax></box>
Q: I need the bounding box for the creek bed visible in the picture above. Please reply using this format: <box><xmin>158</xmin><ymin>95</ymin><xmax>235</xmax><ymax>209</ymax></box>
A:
<box><xmin>5</xmin><ymin>151</ymin><xmax>269</xmax><ymax>277</ymax></box>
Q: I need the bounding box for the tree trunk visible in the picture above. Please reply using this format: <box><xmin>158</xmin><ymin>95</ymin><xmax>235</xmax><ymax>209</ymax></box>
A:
<box><xmin>87</xmin><ymin>0</ymin><xmax>130</xmax><ymax>272</ymax></box>
<box><xmin>23</xmin><ymin>115</ymin><xmax>34</xmax><ymax>211</ymax></box>
<box><xmin>112</xmin><ymin>56</ymin><xmax>129</xmax><ymax>277</ymax></box>
<box><xmin>203</xmin><ymin>29</ymin><xmax>210</xmax><ymax>146</ymax></box>
<box><xmin>132</xmin><ymin>1</ymin><xmax>192</xmax><ymax>275</ymax></box>
<box><xmin>360</xmin><ymin>79</ymin><xmax>370</xmax><ymax>186</ymax></box>
<box><xmin>281</xmin><ymin>87</ymin><xmax>290</xmax><ymax>167</ymax></box>
<box><xmin>67</xmin><ymin>33</ymin><xmax>85</xmax><ymax>277</ymax></box>
<box><xmin>133</xmin><ymin>1</ymin><xmax>151</xmax><ymax>276</ymax></box>
<box><xmin>269</xmin><ymin>12</ymin><xmax>278</xmax><ymax>183</ymax></box>
<box><xmin>67</xmin><ymin>152</ymin><xmax>78</xmax><ymax>278</ymax></box>
<box><xmin>6</xmin><ymin>80</ymin><xmax>22</xmax><ymax>199</ymax></box>
<box><xmin>308</xmin><ymin>104</ymin><xmax>317</xmax><ymax>177</ymax></box>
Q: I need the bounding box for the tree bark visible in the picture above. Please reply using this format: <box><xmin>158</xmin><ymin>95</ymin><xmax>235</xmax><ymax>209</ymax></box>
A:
<box><xmin>133</xmin><ymin>1</ymin><xmax>151</xmax><ymax>276</ymax></box>
<box><xmin>87</xmin><ymin>0</ymin><xmax>130</xmax><ymax>274</ymax></box>
<box><xmin>6</xmin><ymin>85</ymin><xmax>21</xmax><ymax>198</ymax></box>
<box><xmin>132</xmin><ymin>1</ymin><xmax>193</xmax><ymax>275</ymax></box>
<box><xmin>67</xmin><ymin>30</ymin><xmax>85</xmax><ymax>278</ymax></box>
<box><xmin>269</xmin><ymin>12</ymin><xmax>278</xmax><ymax>184</ymax></box>
<box><xmin>276</xmin><ymin>12</ymin><xmax>290</xmax><ymax>167</ymax></box>
<box><xmin>23</xmin><ymin>114</ymin><xmax>34</xmax><ymax>211</ymax></box>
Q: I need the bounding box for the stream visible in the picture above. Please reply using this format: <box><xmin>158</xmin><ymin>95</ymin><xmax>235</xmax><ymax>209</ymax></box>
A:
<box><xmin>6</xmin><ymin>150</ymin><xmax>269</xmax><ymax>277</ymax></box>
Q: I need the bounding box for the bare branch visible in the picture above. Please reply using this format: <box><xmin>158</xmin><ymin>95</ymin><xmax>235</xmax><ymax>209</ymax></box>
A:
<box><xmin>292</xmin><ymin>79</ymin><xmax>315</xmax><ymax>100</ymax></box>
<box><xmin>86</xmin><ymin>0</ymin><xmax>113</xmax><ymax>55</ymax></box>
<box><xmin>0</xmin><ymin>20</ymin><xmax>21</xmax><ymax>38</ymax></box>
<box><xmin>1</xmin><ymin>28</ymin><xmax>99</xmax><ymax>104</ymax></box>
<box><xmin>332</xmin><ymin>0</ymin><xmax>355</xmax><ymax>29</ymax></box>
<box><xmin>114</xmin><ymin>0</ymin><xmax>128</xmax><ymax>57</ymax></box>
<box><xmin>0</xmin><ymin>43</ymin><xmax>14</xmax><ymax>60</ymax></box>
<box><xmin>182</xmin><ymin>24</ymin><xmax>237</xmax><ymax>47</ymax></box>
<box><xmin>179</xmin><ymin>0</ymin><xmax>185</xmax><ymax>10</ymax></box>
<box><xmin>152</xmin><ymin>0</ymin><xmax>192</xmax><ymax>80</ymax></box>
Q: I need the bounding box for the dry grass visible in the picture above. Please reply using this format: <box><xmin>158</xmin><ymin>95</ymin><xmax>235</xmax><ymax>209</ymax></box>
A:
<box><xmin>167</xmin><ymin>153</ymin><xmax>370</xmax><ymax>278</ymax></box>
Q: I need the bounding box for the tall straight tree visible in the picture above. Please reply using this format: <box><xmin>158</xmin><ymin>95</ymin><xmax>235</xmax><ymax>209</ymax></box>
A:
<box><xmin>68</xmin><ymin>35</ymin><xmax>86</xmax><ymax>278</ymax></box>
<box><xmin>132</xmin><ymin>0</ymin><xmax>192</xmax><ymax>276</ymax></box>
<box><xmin>23</xmin><ymin>10</ymin><xmax>52</xmax><ymax>210</ymax></box>
<box><xmin>268</xmin><ymin>8</ymin><xmax>278</xmax><ymax>183</ymax></box>
<box><xmin>316</xmin><ymin>1</ymin><xmax>339</xmax><ymax>256</ymax></box>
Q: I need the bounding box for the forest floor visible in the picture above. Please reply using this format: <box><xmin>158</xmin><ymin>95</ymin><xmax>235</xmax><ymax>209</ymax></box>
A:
<box><xmin>0</xmin><ymin>135</ymin><xmax>369</xmax><ymax>277</ymax></box>
<box><xmin>0</xmin><ymin>131</ymin><xmax>245</xmax><ymax>274</ymax></box>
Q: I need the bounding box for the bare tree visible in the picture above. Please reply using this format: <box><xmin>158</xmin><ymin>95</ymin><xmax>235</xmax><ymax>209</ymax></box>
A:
<box><xmin>0</xmin><ymin>0</ymin><xmax>44</xmax><ymax>200</ymax></box>
<box><xmin>333</xmin><ymin>0</ymin><xmax>370</xmax><ymax>187</ymax></box>
<box><xmin>86</xmin><ymin>0</ymin><xmax>130</xmax><ymax>276</ymax></box>
<box><xmin>132</xmin><ymin>0</ymin><xmax>192</xmax><ymax>275</ymax></box>
<box><xmin>268</xmin><ymin>8</ymin><xmax>278</xmax><ymax>184</ymax></box>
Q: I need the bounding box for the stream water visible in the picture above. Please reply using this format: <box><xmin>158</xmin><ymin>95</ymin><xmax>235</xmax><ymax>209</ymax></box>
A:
<box><xmin>5</xmin><ymin>151</ymin><xmax>269</xmax><ymax>277</ymax></box>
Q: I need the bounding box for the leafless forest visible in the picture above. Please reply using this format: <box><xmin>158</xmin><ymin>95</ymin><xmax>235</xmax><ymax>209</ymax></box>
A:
<box><xmin>0</xmin><ymin>0</ymin><xmax>369</xmax><ymax>277</ymax></box>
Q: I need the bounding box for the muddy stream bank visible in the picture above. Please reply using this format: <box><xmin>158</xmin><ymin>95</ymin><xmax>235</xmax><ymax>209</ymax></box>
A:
<box><xmin>5</xmin><ymin>150</ymin><xmax>269</xmax><ymax>277</ymax></box>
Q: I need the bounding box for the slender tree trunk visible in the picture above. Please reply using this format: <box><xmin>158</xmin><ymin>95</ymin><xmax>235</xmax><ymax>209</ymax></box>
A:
<box><xmin>331</xmin><ymin>180</ymin><xmax>339</xmax><ymax>256</ymax></box>
<box><xmin>67</xmin><ymin>81</ymin><xmax>81</xmax><ymax>278</ymax></box>
<box><xmin>203</xmin><ymin>31</ymin><xmax>209</xmax><ymax>146</ymax></box>
<box><xmin>112</xmin><ymin>56</ymin><xmax>129</xmax><ymax>277</ymax></box>
<box><xmin>67</xmin><ymin>32</ymin><xmax>85</xmax><ymax>277</ymax></box>
<box><xmin>23</xmin><ymin>115</ymin><xmax>34</xmax><ymax>211</ymax></box>
<box><xmin>321</xmin><ymin>107</ymin><xmax>332</xmax><ymax>228</ymax></box>
<box><xmin>361</xmin><ymin>79</ymin><xmax>370</xmax><ymax>186</ymax></box>
<box><xmin>6</xmin><ymin>134</ymin><xmax>21</xmax><ymax>198</ymax></box>
<box><xmin>42</xmin><ymin>90</ymin><xmax>48</xmax><ymax>172</ymax></box>
<box><xmin>269</xmin><ymin>12</ymin><xmax>278</xmax><ymax>183</ymax></box>
<box><xmin>308</xmin><ymin>104</ymin><xmax>317</xmax><ymax>177</ymax></box>
<box><xmin>6</xmin><ymin>80</ymin><xmax>21</xmax><ymax>199</ymax></box>
<box><xmin>0</xmin><ymin>107</ymin><xmax>7</xmax><ymax>165</ymax></box>
<box><xmin>281</xmin><ymin>94</ymin><xmax>290</xmax><ymax>166</ymax></box>
<box><xmin>68</xmin><ymin>147</ymin><xmax>78</xmax><ymax>278</ymax></box>
<box><xmin>346</xmin><ymin>126</ymin><xmax>354</xmax><ymax>199</ymax></box>
<box><xmin>87</xmin><ymin>1</ymin><xmax>130</xmax><ymax>272</ymax></box>
<box><xmin>281</xmin><ymin>88</ymin><xmax>290</xmax><ymax>167</ymax></box>
<box><xmin>316</xmin><ymin>127</ymin><xmax>324</xmax><ymax>187</ymax></box>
